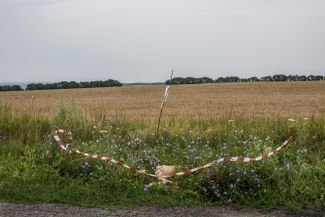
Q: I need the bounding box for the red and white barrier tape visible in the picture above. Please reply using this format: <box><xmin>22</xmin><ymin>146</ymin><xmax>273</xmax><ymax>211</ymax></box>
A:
<box><xmin>52</xmin><ymin>128</ymin><xmax>292</xmax><ymax>178</ymax></box>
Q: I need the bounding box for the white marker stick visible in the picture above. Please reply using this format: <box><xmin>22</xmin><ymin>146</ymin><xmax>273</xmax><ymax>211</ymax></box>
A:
<box><xmin>156</xmin><ymin>70</ymin><xmax>173</xmax><ymax>134</ymax></box>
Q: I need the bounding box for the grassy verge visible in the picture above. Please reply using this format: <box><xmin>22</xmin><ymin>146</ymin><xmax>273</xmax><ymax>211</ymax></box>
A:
<box><xmin>0</xmin><ymin>105</ymin><xmax>324</xmax><ymax>209</ymax></box>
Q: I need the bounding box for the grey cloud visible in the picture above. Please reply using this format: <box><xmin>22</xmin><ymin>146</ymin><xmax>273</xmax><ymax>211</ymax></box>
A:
<box><xmin>0</xmin><ymin>0</ymin><xmax>67</xmax><ymax>8</ymax></box>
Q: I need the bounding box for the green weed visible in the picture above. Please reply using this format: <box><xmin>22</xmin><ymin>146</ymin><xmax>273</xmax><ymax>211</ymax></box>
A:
<box><xmin>0</xmin><ymin>106</ymin><xmax>324</xmax><ymax>209</ymax></box>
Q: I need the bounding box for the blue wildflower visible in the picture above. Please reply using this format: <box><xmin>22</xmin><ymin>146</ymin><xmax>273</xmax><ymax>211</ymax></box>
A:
<box><xmin>286</xmin><ymin>163</ymin><xmax>291</xmax><ymax>171</ymax></box>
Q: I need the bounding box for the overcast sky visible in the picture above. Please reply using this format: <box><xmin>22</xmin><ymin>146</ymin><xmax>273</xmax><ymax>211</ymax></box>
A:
<box><xmin>0</xmin><ymin>0</ymin><xmax>324</xmax><ymax>83</ymax></box>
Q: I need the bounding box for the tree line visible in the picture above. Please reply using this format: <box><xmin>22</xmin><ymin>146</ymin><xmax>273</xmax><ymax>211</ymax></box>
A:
<box><xmin>0</xmin><ymin>79</ymin><xmax>122</xmax><ymax>92</ymax></box>
<box><xmin>1</xmin><ymin>74</ymin><xmax>324</xmax><ymax>92</ymax></box>
<box><xmin>0</xmin><ymin>85</ymin><xmax>24</xmax><ymax>92</ymax></box>
<box><xmin>25</xmin><ymin>79</ymin><xmax>122</xmax><ymax>90</ymax></box>
<box><xmin>166</xmin><ymin>74</ymin><xmax>324</xmax><ymax>85</ymax></box>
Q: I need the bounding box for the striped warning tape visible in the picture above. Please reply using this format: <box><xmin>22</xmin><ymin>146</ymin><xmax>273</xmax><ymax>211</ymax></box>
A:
<box><xmin>52</xmin><ymin>128</ymin><xmax>292</xmax><ymax>178</ymax></box>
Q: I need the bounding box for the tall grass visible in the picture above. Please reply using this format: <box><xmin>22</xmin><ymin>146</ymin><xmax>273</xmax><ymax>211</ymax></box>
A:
<box><xmin>0</xmin><ymin>105</ymin><xmax>324</xmax><ymax>209</ymax></box>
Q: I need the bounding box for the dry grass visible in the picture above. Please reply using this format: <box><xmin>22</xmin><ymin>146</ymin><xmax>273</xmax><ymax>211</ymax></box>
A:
<box><xmin>1</xmin><ymin>81</ymin><xmax>324</xmax><ymax>119</ymax></box>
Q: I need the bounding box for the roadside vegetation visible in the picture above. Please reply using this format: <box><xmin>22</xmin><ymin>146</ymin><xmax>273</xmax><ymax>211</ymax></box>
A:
<box><xmin>0</xmin><ymin>105</ymin><xmax>324</xmax><ymax>209</ymax></box>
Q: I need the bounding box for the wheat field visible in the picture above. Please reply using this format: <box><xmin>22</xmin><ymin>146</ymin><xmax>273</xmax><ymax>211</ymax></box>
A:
<box><xmin>1</xmin><ymin>81</ymin><xmax>324</xmax><ymax>119</ymax></box>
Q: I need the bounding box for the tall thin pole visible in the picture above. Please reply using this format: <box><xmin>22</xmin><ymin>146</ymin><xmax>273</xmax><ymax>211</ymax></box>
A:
<box><xmin>156</xmin><ymin>70</ymin><xmax>173</xmax><ymax>135</ymax></box>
